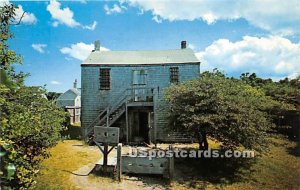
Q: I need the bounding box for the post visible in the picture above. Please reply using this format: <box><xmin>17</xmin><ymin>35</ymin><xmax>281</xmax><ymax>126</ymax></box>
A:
<box><xmin>168</xmin><ymin>145</ymin><xmax>174</xmax><ymax>180</ymax></box>
<box><xmin>116</xmin><ymin>143</ymin><xmax>122</xmax><ymax>182</ymax></box>
<box><xmin>148</xmin><ymin>112</ymin><xmax>151</xmax><ymax>144</ymax></box>
<box><xmin>106</xmin><ymin>108</ymin><xmax>109</xmax><ymax>127</ymax></box>
<box><xmin>103</xmin><ymin>143</ymin><xmax>108</xmax><ymax>170</ymax></box>
<box><xmin>126</xmin><ymin>104</ymin><xmax>129</xmax><ymax>144</ymax></box>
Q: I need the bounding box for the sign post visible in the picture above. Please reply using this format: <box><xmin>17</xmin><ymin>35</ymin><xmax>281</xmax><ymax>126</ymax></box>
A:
<box><xmin>94</xmin><ymin>126</ymin><xmax>119</xmax><ymax>172</ymax></box>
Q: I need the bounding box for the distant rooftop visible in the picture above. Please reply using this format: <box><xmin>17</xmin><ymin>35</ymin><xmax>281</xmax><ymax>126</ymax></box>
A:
<box><xmin>57</xmin><ymin>88</ymin><xmax>81</xmax><ymax>101</ymax></box>
<box><xmin>82</xmin><ymin>48</ymin><xmax>200</xmax><ymax>65</ymax></box>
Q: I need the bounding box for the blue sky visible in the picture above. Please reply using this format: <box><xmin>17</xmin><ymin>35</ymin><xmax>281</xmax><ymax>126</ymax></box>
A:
<box><xmin>3</xmin><ymin>0</ymin><xmax>300</xmax><ymax>92</ymax></box>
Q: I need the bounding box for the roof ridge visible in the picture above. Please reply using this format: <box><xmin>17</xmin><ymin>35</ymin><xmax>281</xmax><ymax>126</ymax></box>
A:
<box><xmin>83</xmin><ymin>48</ymin><xmax>200</xmax><ymax>64</ymax></box>
<box><xmin>91</xmin><ymin>48</ymin><xmax>193</xmax><ymax>53</ymax></box>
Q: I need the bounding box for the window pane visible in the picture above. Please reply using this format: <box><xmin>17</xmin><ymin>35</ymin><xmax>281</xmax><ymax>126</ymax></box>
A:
<box><xmin>100</xmin><ymin>68</ymin><xmax>111</xmax><ymax>90</ymax></box>
<box><xmin>133</xmin><ymin>70</ymin><xmax>147</xmax><ymax>85</ymax></box>
<box><xmin>170</xmin><ymin>67</ymin><xmax>179</xmax><ymax>84</ymax></box>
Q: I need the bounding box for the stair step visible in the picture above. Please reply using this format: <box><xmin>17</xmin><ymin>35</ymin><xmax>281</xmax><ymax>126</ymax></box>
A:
<box><xmin>86</xmin><ymin>101</ymin><xmax>126</xmax><ymax>140</ymax></box>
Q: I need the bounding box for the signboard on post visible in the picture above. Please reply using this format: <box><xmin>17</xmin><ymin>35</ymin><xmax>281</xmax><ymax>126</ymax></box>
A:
<box><xmin>94</xmin><ymin>126</ymin><xmax>119</xmax><ymax>145</ymax></box>
<box><xmin>93</xmin><ymin>126</ymin><xmax>120</xmax><ymax>175</ymax></box>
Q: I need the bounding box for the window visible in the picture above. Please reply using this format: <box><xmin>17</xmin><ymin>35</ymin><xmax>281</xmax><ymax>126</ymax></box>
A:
<box><xmin>170</xmin><ymin>67</ymin><xmax>179</xmax><ymax>84</ymax></box>
<box><xmin>100</xmin><ymin>68</ymin><xmax>111</xmax><ymax>90</ymax></box>
<box><xmin>133</xmin><ymin>70</ymin><xmax>147</xmax><ymax>85</ymax></box>
<box><xmin>75</xmin><ymin>108</ymin><xmax>80</xmax><ymax>115</ymax></box>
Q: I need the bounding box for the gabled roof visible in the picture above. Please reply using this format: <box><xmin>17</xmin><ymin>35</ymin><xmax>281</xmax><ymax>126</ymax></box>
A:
<box><xmin>81</xmin><ymin>48</ymin><xmax>200</xmax><ymax>65</ymax></box>
<box><xmin>57</xmin><ymin>88</ymin><xmax>81</xmax><ymax>101</ymax></box>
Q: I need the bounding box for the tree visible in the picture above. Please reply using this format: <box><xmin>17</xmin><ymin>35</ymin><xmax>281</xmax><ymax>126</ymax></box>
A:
<box><xmin>240</xmin><ymin>73</ymin><xmax>300</xmax><ymax>140</ymax></box>
<box><xmin>240</xmin><ymin>73</ymin><xmax>300</xmax><ymax>109</ymax></box>
<box><xmin>165</xmin><ymin>70</ymin><xmax>280</xmax><ymax>151</ymax></box>
<box><xmin>46</xmin><ymin>91</ymin><xmax>62</xmax><ymax>101</ymax></box>
<box><xmin>0</xmin><ymin>4</ymin><xmax>66</xmax><ymax>189</ymax></box>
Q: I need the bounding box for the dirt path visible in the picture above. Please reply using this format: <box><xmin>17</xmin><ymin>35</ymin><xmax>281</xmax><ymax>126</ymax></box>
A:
<box><xmin>70</xmin><ymin>147</ymin><xmax>168</xmax><ymax>190</ymax></box>
<box><xmin>71</xmin><ymin>168</ymin><xmax>166</xmax><ymax>190</ymax></box>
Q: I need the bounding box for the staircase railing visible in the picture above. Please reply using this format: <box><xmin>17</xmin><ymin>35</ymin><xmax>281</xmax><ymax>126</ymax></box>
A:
<box><xmin>87</xmin><ymin>108</ymin><xmax>108</xmax><ymax>130</ymax></box>
<box><xmin>84</xmin><ymin>108</ymin><xmax>108</xmax><ymax>139</ymax></box>
<box><xmin>85</xmin><ymin>89</ymin><xmax>129</xmax><ymax>138</ymax></box>
<box><xmin>108</xmin><ymin>89</ymin><xmax>130</xmax><ymax>116</ymax></box>
<box><xmin>84</xmin><ymin>87</ymin><xmax>155</xmax><ymax>139</ymax></box>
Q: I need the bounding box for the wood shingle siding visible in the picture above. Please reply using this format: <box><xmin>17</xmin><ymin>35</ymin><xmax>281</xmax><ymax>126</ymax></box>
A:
<box><xmin>81</xmin><ymin>46</ymin><xmax>200</xmax><ymax>142</ymax></box>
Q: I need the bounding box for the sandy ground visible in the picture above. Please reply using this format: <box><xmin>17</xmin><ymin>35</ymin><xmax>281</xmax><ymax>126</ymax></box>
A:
<box><xmin>70</xmin><ymin>145</ymin><xmax>171</xmax><ymax>190</ymax></box>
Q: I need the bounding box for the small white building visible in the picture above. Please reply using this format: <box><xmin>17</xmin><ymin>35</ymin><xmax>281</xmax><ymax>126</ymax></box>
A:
<box><xmin>56</xmin><ymin>80</ymin><xmax>81</xmax><ymax>124</ymax></box>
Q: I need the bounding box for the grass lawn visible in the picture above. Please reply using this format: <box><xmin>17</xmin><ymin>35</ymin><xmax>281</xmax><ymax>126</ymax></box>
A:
<box><xmin>170</xmin><ymin>136</ymin><xmax>300</xmax><ymax>190</ymax></box>
<box><xmin>33</xmin><ymin>136</ymin><xmax>300</xmax><ymax>190</ymax></box>
<box><xmin>33</xmin><ymin>140</ymin><xmax>99</xmax><ymax>190</ymax></box>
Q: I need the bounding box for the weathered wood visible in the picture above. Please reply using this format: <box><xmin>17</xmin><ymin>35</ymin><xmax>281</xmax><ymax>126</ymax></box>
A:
<box><xmin>107</xmin><ymin>146</ymin><xmax>115</xmax><ymax>154</ymax></box>
<box><xmin>94</xmin><ymin>142</ymin><xmax>115</xmax><ymax>173</ymax></box>
<box><xmin>103</xmin><ymin>143</ymin><xmax>108</xmax><ymax>167</ymax></box>
<box><xmin>81</xmin><ymin>63</ymin><xmax>200</xmax><ymax>143</ymax></box>
<box><xmin>116</xmin><ymin>143</ymin><xmax>122</xmax><ymax>182</ymax></box>
<box><xmin>126</xmin><ymin>104</ymin><xmax>129</xmax><ymax>144</ymax></box>
<box><xmin>106</xmin><ymin>108</ymin><xmax>109</xmax><ymax>126</ymax></box>
<box><xmin>95</xmin><ymin>142</ymin><xmax>104</xmax><ymax>154</ymax></box>
<box><xmin>94</xmin><ymin>127</ymin><xmax>119</xmax><ymax>173</ymax></box>
<box><xmin>122</xmin><ymin>156</ymin><xmax>168</xmax><ymax>175</ymax></box>
<box><xmin>94</xmin><ymin>126</ymin><xmax>119</xmax><ymax>145</ymax></box>
<box><xmin>168</xmin><ymin>145</ymin><xmax>174</xmax><ymax>180</ymax></box>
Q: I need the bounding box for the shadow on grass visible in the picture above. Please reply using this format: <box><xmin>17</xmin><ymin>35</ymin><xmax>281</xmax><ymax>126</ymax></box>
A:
<box><xmin>89</xmin><ymin>160</ymin><xmax>171</xmax><ymax>188</ymax></box>
<box><xmin>173</xmin><ymin>149</ymin><xmax>257</xmax><ymax>188</ymax></box>
<box><xmin>61</xmin><ymin>124</ymin><xmax>82</xmax><ymax>140</ymax></box>
<box><xmin>124</xmin><ymin>173</ymin><xmax>170</xmax><ymax>189</ymax></box>
<box><xmin>287</xmin><ymin>141</ymin><xmax>300</xmax><ymax>157</ymax></box>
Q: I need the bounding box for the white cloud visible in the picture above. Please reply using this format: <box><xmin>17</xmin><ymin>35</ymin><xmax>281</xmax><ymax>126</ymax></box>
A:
<box><xmin>104</xmin><ymin>3</ymin><xmax>127</xmax><ymax>15</ymax></box>
<box><xmin>125</xmin><ymin>0</ymin><xmax>300</xmax><ymax>35</ymax></box>
<box><xmin>47</xmin><ymin>0</ymin><xmax>96</xmax><ymax>30</ymax></box>
<box><xmin>51</xmin><ymin>80</ymin><xmax>61</xmax><ymax>85</ymax></box>
<box><xmin>32</xmin><ymin>44</ymin><xmax>47</xmax><ymax>53</ymax></box>
<box><xmin>15</xmin><ymin>5</ymin><xmax>37</xmax><ymax>24</ymax></box>
<box><xmin>52</xmin><ymin>21</ymin><xmax>59</xmax><ymax>27</ymax></box>
<box><xmin>288</xmin><ymin>72</ymin><xmax>300</xmax><ymax>80</ymax></box>
<box><xmin>0</xmin><ymin>0</ymin><xmax>37</xmax><ymax>24</ymax></box>
<box><xmin>152</xmin><ymin>15</ymin><xmax>162</xmax><ymax>23</ymax></box>
<box><xmin>187</xmin><ymin>43</ymin><xmax>196</xmax><ymax>50</ymax></box>
<box><xmin>60</xmin><ymin>42</ymin><xmax>110</xmax><ymax>61</ymax></box>
<box><xmin>0</xmin><ymin>0</ymin><xmax>9</xmax><ymax>7</ymax></box>
<box><xmin>47</xmin><ymin>0</ymin><xmax>80</xmax><ymax>27</ymax></box>
<box><xmin>83</xmin><ymin>21</ymin><xmax>97</xmax><ymax>31</ymax></box>
<box><xmin>196</xmin><ymin>36</ymin><xmax>300</xmax><ymax>79</ymax></box>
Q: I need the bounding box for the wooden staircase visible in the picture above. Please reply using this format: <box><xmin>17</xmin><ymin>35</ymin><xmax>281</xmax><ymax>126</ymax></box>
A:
<box><xmin>84</xmin><ymin>87</ymin><xmax>155</xmax><ymax>144</ymax></box>
<box><xmin>85</xmin><ymin>93</ymin><xmax>128</xmax><ymax>144</ymax></box>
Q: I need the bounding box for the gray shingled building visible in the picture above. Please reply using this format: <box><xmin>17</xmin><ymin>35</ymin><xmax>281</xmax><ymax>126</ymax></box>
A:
<box><xmin>81</xmin><ymin>41</ymin><xmax>200</xmax><ymax>143</ymax></box>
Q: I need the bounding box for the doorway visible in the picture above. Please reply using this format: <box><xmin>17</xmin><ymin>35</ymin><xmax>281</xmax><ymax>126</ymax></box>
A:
<box><xmin>138</xmin><ymin>112</ymin><xmax>149</xmax><ymax>143</ymax></box>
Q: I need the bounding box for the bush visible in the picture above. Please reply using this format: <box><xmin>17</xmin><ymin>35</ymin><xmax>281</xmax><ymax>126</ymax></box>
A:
<box><xmin>0</xmin><ymin>4</ymin><xmax>66</xmax><ymax>189</ymax></box>
<box><xmin>165</xmin><ymin>70</ymin><xmax>281</xmax><ymax>151</ymax></box>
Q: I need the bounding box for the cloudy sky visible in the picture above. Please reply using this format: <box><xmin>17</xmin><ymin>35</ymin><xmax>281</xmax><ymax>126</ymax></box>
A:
<box><xmin>3</xmin><ymin>0</ymin><xmax>300</xmax><ymax>92</ymax></box>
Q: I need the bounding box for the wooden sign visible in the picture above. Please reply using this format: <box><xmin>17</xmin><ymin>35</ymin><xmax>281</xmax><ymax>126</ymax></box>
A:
<box><xmin>94</xmin><ymin>126</ymin><xmax>119</xmax><ymax>145</ymax></box>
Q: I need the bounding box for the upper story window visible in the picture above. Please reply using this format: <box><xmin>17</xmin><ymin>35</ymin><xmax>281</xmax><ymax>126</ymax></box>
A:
<box><xmin>170</xmin><ymin>67</ymin><xmax>179</xmax><ymax>84</ymax></box>
<box><xmin>99</xmin><ymin>68</ymin><xmax>111</xmax><ymax>90</ymax></box>
<box><xmin>133</xmin><ymin>70</ymin><xmax>147</xmax><ymax>85</ymax></box>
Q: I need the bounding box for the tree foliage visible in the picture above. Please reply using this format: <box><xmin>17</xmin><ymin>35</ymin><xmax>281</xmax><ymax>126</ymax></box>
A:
<box><xmin>46</xmin><ymin>91</ymin><xmax>62</xmax><ymax>101</ymax></box>
<box><xmin>240</xmin><ymin>73</ymin><xmax>300</xmax><ymax>110</ymax></box>
<box><xmin>165</xmin><ymin>70</ymin><xmax>285</xmax><ymax>151</ymax></box>
<box><xmin>0</xmin><ymin>4</ymin><xmax>66</xmax><ymax>189</ymax></box>
<box><xmin>239</xmin><ymin>73</ymin><xmax>300</xmax><ymax>140</ymax></box>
